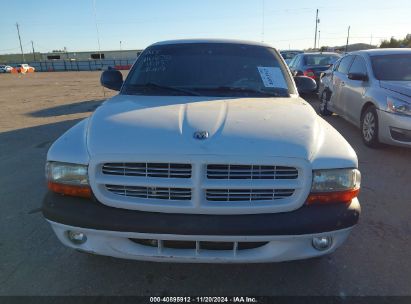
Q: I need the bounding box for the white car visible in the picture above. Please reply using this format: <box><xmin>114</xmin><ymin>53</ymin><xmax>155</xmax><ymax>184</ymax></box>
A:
<box><xmin>42</xmin><ymin>39</ymin><xmax>361</xmax><ymax>263</ymax></box>
<box><xmin>0</xmin><ymin>65</ymin><xmax>13</xmax><ymax>73</ymax></box>
<box><xmin>16</xmin><ymin>63</ymin><xmax>35</xmax><ymax>73</ymax></box>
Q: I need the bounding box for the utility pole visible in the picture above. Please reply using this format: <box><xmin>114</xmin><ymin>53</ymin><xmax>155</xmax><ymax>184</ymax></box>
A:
<box><xmin>318</xmin><ymin>30</ymin><xmax>321</xmax><ymax>50</ymax></box>
<box><xmin>345</xmin><ymin>26</ymin><xmax>351</xmax><ymax>53</ymax></box>
<box><xmin>314</xmin><ymin>9</ymin><xmax>319</xmax><ymax>49</ymax></box>
<box><xmin>16</xmin><ymin>22</ymin><xmax>25</xmax><ymax>62</ymax></box>
<box><xmin>64</xmin><ymin>46</ymin><xmax>69</xmax><ymax>59</ymax></box>
<box><xmin>120</xmin><ymin>41</ymin><xmax>122</xmax><ymax>51</ymax></box>
<box><xmin>31</xmin><ymin>41</ymin><xmax>36</xmax><ymax>61</ymax></box>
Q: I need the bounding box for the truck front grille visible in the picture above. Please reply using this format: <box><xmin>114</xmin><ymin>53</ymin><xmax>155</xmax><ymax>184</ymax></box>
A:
<box><xmin>106</xmin><ymin>185</ymin><xmax>192</xmax><ymax>201</ymax></box>
<box><xmin>93</xmin><ymin>158</ymin><xmax>307</xmax><ymax>214</ymax></box>
<box><xmin>207</xmin><ymin>164</ymin><xmax>298</xmax><ymax>180</ymax></box>
<box><xmin>102</xmin><ymin>163</ymin><xmax>191</xmax><ymax>178</ymax></box>
<box><xmin>206</xmin><ymin>189</ymin><xmax>294</xmax><ymax>202</ymax></box>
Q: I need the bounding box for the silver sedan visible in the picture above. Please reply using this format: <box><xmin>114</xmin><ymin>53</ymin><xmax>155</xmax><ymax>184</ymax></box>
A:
<box><xmin>318</xmin><ymin>49</ymin><xmax>411</xmax><ymax>148</ymax></box>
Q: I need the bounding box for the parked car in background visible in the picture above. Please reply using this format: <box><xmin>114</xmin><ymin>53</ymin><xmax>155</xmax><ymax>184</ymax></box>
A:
<box><xmin>16</xmin><ymin>63</ymin><xmax>35</xmax><ymax>73</ymax></box>
<box><xmin>0</xmin><ymin>65</ymin><xmax>13</xmax><ymax>73</ymax></box>
<box><xmin>42</xmin><ymin>39</ymin><xmax>361</xmax><ymax>263</ymax></box>
<box><xmin>289</xmin><ymin>52</ymin><xmax>341</xmax><ymax>89</ymax></box>
<box><xmin>280</xmin><ymin>50</ymin><xmax>303</xmax><ymax>65</ymax></box>
<box><xmin>318</xmin><ymin>57</ymin><xmax>342</xmax><ymax>100</ymax></box>
<box><xmin>318</xmin><ymin>48</ymin><xmax>411</xmax><ymax>148</ymax></box>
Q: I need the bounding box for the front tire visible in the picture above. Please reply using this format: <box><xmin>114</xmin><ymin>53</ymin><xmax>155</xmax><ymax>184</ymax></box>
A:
<box><xmin>319</xmin><ymin>91</ymin><xmax>332</xmax><ymax>116</ymax></box>
<box><xmin>361</xmin><ymin>106</ymin><xmax>380</xmax><ymax>148</ymax></box>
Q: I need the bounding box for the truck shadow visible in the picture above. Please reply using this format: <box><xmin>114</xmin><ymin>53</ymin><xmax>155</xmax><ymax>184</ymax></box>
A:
<box><xmin>0</xmin><ymin>119</ymin><xmax>83</xmax><ymax>159</ymax></box>
<box><xmin>27</xmin><ymin>99</ymin><xmax>105</xmax><ymax>118</ymax></box>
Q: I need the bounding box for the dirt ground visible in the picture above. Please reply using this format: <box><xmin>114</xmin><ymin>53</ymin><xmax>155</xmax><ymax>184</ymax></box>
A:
<box><xmin>0</xmin><ymin>72</ymin><xmax>117</xmax><ymax>132</ymax></box>
<box><xmin>0</xmin><ymin>72</ymin><xmax>410</xmax><ymax>296</ymax></box>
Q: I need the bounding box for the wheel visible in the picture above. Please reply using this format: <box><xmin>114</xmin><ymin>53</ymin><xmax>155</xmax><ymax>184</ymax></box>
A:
<box><xmin>319</xmin><ymin>91</ymin><xmax>333</xmax><ymax>116</ymax></box>
<box><xmin>361</xmin><ymin>106</ymin><xmax>380</xmax><ymax>148</ymax></box>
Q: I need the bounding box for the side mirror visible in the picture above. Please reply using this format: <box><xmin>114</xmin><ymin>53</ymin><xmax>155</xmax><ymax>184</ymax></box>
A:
<box><xmin>100</xmin><ymin>69</ymin><xmax>123</xmax><ymax>91</ymax></box>
<box><xmin>348</xmin><ymin>73</ymin><xmax>368</xmax><ymax>81</ymax></box>
<box><xmin>294</xmin><ymin>76</ymin><xmax>317</xmax><ymax>94</ymax></box>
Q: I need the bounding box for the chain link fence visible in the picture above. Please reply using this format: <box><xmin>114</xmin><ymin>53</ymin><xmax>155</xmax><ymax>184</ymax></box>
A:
<box><xmin>6</xmin><ymin>59</ymin><xmax>135</xmax><ymax>72</ymax></box>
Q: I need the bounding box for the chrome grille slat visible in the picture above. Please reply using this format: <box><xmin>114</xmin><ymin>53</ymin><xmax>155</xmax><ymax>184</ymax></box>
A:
<box><xmin>206</xmin><ymin>189</ymin><xmax>294</xmax><ymax>202</ymax></box>
<box><xmin>207</xmin><ymin>164</ymin><xmax>298</xmax><ymax>180</ymax></box>
<box><xmin>106</xmin><ymin>185</ymin><xmax>192</xmax><ymax>201</ymax></box>
<box><xmin>102</xmin><ymin>163</ymin><xmax>192</xmax><ymax>178</ymax></box>
<box><xmin>207</xmin><ymin>169</ymin><xmax>295</xmax><ymax>173</ymax></box>
<box><xmin>104</xmin><ymin>168</ymin><xmax>191</xmax><ymax>172</ymax></box>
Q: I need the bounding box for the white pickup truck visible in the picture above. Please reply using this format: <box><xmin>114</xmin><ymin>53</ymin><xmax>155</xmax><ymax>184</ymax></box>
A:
<box><xmin>42</xmin><ymin>39</ymin><xmax>361</xmax><ymax>263</ymax></box>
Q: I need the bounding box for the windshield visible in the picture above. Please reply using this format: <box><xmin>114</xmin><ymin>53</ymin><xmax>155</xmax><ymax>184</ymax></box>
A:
<box><xmin>371</xmin><ymin>54</ymin><xmax>411</xmax><ymax>81</ymax></box>
<box><xmin>122</xmin><ymin>43</ymin><xmax>293</xmax><ymax>97</ymax></box>
<box><xmin>304</xmin><ymin>54</ymin><xmax>340</xmax><ymax>66</ymax></box>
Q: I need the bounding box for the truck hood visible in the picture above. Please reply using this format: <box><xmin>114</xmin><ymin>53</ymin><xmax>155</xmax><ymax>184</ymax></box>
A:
<box><xmin>87</xmin><ymin>95</ymin><xmax>321</xmax><ymax>160</ymax></box>
<box><xmin>380</xmin><ymin>81</ymin><xmax>411</xmax><ymax>98</ymax></box>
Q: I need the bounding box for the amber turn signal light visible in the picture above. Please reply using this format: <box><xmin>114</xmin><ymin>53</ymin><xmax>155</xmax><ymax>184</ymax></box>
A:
<box><xmin>48</xmin><ymin>182</ymin><xmax>92</xmax><ymax>198</ymax></box>
<box><xmin>305</xmin><ymin>188</ymin><xmax>360</xmax><ymax>205</ymax></box>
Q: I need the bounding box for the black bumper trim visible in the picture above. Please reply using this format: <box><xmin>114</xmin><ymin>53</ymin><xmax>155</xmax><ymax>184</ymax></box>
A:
<box><xmin>390</xmin><ymin>127</ymin><xmax>411</xmax><ymax>143</ymax></box>
<box><xmin>42</xmin><ymin>192</ymin><xmax>360</xmax><ymax>236</ymax></box>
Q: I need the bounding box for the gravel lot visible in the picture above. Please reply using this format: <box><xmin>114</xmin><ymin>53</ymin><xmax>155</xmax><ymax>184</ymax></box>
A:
<box><xmin>0</xmin><ymin>72</ymin><xmax>410</xmax><ymax>296</ymax></box>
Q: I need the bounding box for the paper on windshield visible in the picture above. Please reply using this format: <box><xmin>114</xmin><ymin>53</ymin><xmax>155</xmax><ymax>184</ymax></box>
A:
<box><xmin>257</xmin><ymin>67</ymin><xmax>288</xmax><ymax>89</ymax></box>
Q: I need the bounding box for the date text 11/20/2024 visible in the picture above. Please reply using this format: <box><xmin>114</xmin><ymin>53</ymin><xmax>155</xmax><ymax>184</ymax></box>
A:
<box><xmin>150</xmin><ymin>296</ymin><xmax>258</xmax><ymax>303</ymax></box>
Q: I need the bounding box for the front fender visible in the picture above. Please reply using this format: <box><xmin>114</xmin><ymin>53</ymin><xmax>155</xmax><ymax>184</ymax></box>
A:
<box><xmin>47</xmin><ymin>118</ymin><xmax>90</xmax><ymax>165</ymax></box>
<box><xmin>310</xmin><ymin>117</ymin><xmax>358</xmax><ymax>170</ymax></box>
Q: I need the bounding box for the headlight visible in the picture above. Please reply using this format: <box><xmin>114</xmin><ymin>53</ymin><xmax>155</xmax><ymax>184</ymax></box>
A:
<box><xmin>311</xmin><ymin>169</ymin><xmax>361</xmax><ymax>193</ymax></box>
<box><xmin>46</xmin><ymin>162</ymin><xmax>89</xmax><ymax>185</ymax></box>
<box><xmin>46</xmin><ymin>162</ymin><xmax>91</xmax><ymax>198</ymax></box>
<box><xmin>387</xmin><ymin>96</ymin><xmax>411</xmax><ymax>116</ymax></box>
<box><xmin>306</xmin><ymin>169</ymin><xmax>361</xmax><ymax>205</ymax></box>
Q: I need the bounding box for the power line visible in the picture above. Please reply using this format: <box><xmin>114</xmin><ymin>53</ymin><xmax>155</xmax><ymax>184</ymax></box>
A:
<box><xmin>0</xmin><ymin>43</ymin><xmax>30</xmax><ymax>52</ymax></box>
<box><xmin>261</xmin><ymin>0</ymin><xmax>265</xmax><ymax>42</ymax></box>
<box><xmin>92</xmin><ymin>0</ymin><xmax>102</xmax><ymax>59</ymax></box>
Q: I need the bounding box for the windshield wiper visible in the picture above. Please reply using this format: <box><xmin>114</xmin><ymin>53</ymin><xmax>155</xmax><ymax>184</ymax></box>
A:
<box><xmin>198</xmin><ymin>86</ymin><xmax>287</xmax><ymax>97</ymax></box>
<box><xmin>125</xmin><ymin>82</ymin><xmax>201</xmax><ymax>96</ymax></box>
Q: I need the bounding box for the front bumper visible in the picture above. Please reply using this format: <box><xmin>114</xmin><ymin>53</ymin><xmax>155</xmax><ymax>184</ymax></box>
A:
<box><xmin>42</xmin><ymin>192</ymin><xmax>360</xmax><ymax>263</ymax></box>
<box><xmin>48</xmin><ymin>221</ymin><xmax>353</xmax><ymax>263</ymax></box>
<box><xmin>378</xmin><ymin>109</ymin><xmax>411</xmax><ymax>147</ymax></box>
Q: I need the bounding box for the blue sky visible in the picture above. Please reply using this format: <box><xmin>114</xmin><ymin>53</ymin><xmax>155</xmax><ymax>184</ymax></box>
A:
<box><xmin>1</xmin><ymin>0</ymin><xmax>410</xmax><ymax>54</ymax></box>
